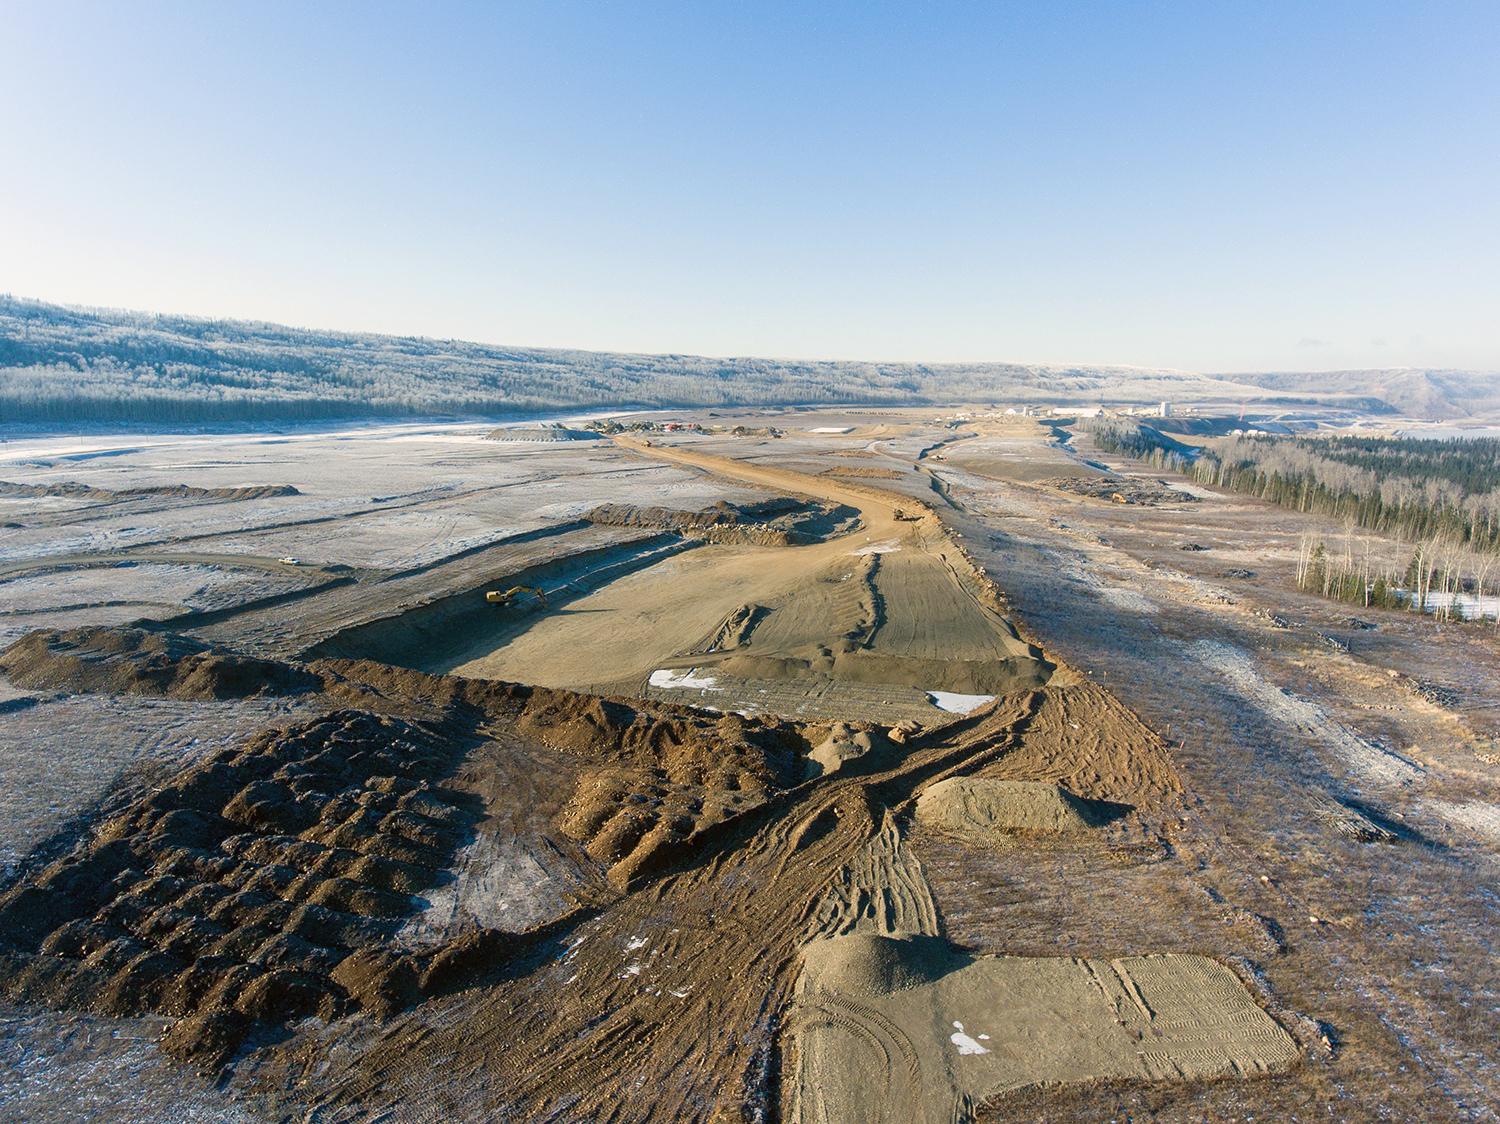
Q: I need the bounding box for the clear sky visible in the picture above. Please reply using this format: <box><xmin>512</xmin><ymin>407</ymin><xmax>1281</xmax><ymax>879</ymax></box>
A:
<box><xmin>4</xmin><ymin>1</ymin><xmax>1497</xmax><ymax>371</ymax></box>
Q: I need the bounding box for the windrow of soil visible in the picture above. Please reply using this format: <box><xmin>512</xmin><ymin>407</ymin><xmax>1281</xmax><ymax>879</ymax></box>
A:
<box><xmin>0</xmin><ymin>480</ymin><xmax>299</xmax><ymax>502</ymax></box>
<box><xmin>585</xmin><ymin>497</ymin><xmax>862</xmax><ymax>546</ymax></box>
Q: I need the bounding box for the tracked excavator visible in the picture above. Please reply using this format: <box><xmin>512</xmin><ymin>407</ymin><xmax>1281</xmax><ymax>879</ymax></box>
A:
<box><xmin>485</xmin><ymin>585</ymin><xmax>549</xmax><ymax>607</ymax></box>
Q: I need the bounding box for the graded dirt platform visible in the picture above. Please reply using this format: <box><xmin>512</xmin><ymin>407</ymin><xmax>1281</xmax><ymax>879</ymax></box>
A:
<box><xmin>791</xmin><ymin>935</ymin><xmax>1298</xmax><ymax>1123</ymax></box>
<box><xmin>438</xmin><ymin>436</ymin><xmax>1051</xmax><ymax>723</ymax></box>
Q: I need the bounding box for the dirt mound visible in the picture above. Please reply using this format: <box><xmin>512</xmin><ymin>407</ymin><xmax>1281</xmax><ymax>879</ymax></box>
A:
<box><xmin>0</xmin><ymin>627</ymin><xmax>318</xmax><ymax>700</ymax></box>
<box><xmin>483</xmin><ymin>424</ymin><xmax>600</xmax><ymax>443</ymax></box>
<box><xmin>799</xmin><ymin>931</ymin><xmax>963</xmax><ymax>994</ymax></box>
<box><xmin>980</xmin><ymin>681</ymin><xmax>1185</xmax><ymax>809</ymax></box>
<box><xmin>541</xmin><ymin>697</ymin><xmax>807</xmax><ymax>888</ymax></box>
<box><xmin>0</xmin><ymin>708</ymin><xmax>479</xmax><ymax>1069</ymax></box>
<box><xmin>915</xmin><ymin>778</ymin><xmax>1120</xmax><ymax>837</ymax></box>
<box><xmin>820</xmin><ymin>465</ymin><xmax>905</xmax><ymax>480</ymax></box>
<box><xmin>585</xmin><ymin>498</ymin><xmax>861</xmax><ymax>546</ymax></box>
<box><xmin>805</xmin><ymin>722</ymin><xmax>886</xmax><ymax>778</ymax></box>
<box><xmin>694</xmin><ymin>602</ymin><xmax>767</xmax><ymax>654</ymax></box>
<box><xmin>0</xmin><ymin>480</ymin><xmax>298</xmax><ymax>502</ymax></box>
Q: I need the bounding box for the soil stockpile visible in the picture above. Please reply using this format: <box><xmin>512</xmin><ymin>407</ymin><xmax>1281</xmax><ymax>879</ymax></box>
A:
<box><xmin>914</xmin><ymin>777</ymin><xmax>1119</xmax><ymax>837</ymax></box>
<box><xmin>483</xmin><ymin>424</ymin><xmax>600</xmax><ymax>442</ymax></box>
<box><xmin>0</xmin><ymin>627</ymin><xmax>318</xmax><ymax>700</ymax></box>
<box><xmin>586</xmin><ymin>498</ymin><xmax>861</xmax><ymax>545</ymax></box>
<box><xmin>0</xmin><ymin>481</ymin><xmax>299</xmax><ymax>502</ymax></box>
<box><xmin>0</xmin><ymin>707</ymin><xmax>480</xmax><ymax>1069</ymax></box>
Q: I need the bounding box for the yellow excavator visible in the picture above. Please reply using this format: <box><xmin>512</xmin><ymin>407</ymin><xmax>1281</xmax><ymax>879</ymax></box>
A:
<box><xmin>485</xmin><ymin>585</ymin><xmax>549</xmax><ymax>607</ymax></box>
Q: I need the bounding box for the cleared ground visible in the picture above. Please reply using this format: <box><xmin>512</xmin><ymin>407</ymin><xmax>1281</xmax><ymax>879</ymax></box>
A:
<box><xmin>442</xmin><ymin>436</ymin><xmax>1047</xmax><ymax>720</ymax></box>
<box><xmin>0</xmin><ymin>408</ymin><xmax>1495</xmax><ymax>1122</ymax></box>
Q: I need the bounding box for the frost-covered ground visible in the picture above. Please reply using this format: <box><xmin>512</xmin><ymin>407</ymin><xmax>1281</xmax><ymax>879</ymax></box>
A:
<box><xmin>0</xmin><ymin>421</ymin><xmax>771</xmax><ymax>642</ymax></box>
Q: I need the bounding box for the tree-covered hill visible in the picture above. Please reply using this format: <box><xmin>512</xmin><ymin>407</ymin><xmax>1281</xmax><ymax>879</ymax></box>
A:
<box><xmin>1</xmin><ymin>296</ymin><xmax>1493</xmax><ymax>425</ymax></box>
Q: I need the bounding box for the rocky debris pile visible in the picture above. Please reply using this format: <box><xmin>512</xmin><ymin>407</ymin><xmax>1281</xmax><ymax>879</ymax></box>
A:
<box><xmin>1313</xmin><ymin>794</ymin><xmax>1406</xmax><ymax>843</ymax></box>
<box><xmin>1041</xmin><ymin>475</ymin><xmax>1197</xmax><ymax>505</ymax></box>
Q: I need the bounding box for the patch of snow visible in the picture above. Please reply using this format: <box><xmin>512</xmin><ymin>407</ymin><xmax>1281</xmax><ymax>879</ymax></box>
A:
<box><xmin>624</xmin><ymin>936</ymin><xmax>648</xmax><ymax>952</ymax></box>
<box><xmin>950</xmin><ymin>1021</ymin><xmax>991</xmax><ymax>1055</ymax></box>
<box><xmin>1402</xmin><ymin>591</ymin><xmax>1500</xmax><ymax>620</ymax></box>
<box><xmin>648</xmin><ymin>668</ymin><xmax>721</xmax><ymax>690</ymax></box>
<box><xmin>809</xmin><ymin>426</ymin><xmax>854</xmax><ymax>434</ymax></box>
<box><xmin>851</xmin><ymin>539</ymin><xmax>901</xmax><ymax>556</ymax></box>
<box><xmin>926</xmin><ymin>691</ymin><xmax>995</xmax><ymax>715</ymax></box>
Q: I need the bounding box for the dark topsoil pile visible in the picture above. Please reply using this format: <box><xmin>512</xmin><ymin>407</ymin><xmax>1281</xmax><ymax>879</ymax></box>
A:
<box><xmin>0</xmin><ymin>480</ymin><xmax>299</xmax><ymax>502</ymax></box>
<box><xmin>0</xmin><ymin>628</ymin><xmax>319</xmax><ymax>700</ymax></box>
<box><xmin>1040</xmin><ymin>475</ymin><xmax>1196</xmax><ymax>505</ymax></box>
<box><xmin>586</xmin><ymin>498</ymin><xmax>861</xmax><ymax>545</ymax></box>
<box><xmin>0</xmin><ymin>625</ymin><xmax>819</xmax><ymax>1070</ymax></box>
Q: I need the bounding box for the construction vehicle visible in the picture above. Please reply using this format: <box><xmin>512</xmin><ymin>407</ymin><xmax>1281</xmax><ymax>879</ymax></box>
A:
<box><xmin>485</xmin><ymin>585</ymin><xmax>549</xmax><ymax>607</ymax></box>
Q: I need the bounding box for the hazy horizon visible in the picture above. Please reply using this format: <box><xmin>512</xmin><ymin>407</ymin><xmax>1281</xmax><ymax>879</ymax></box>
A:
<box><xmin>6</xmin><ymin>2</ymin><xmax>1498</xmax><ymax>372</ymax></box>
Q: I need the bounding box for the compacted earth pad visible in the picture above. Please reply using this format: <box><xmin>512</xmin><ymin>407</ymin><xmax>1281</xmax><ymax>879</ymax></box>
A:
<box><xmin>789</xmin><ymin>933</ymin><xmax>1300</xmax><ymax>1123</ymax></box>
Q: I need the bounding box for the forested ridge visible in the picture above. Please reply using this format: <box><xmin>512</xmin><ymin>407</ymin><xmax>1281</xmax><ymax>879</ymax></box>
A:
<box><xmin>3</xmin><ymin>296</ymin><xmax>1494</xmax><ymax>426</ymax></box>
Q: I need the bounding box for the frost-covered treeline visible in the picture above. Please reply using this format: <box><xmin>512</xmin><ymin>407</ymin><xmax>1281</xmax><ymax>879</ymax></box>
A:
<box><xmin>2</xmin><ymin>296</ymin><xmax>1493</xmax><ymax>425</ymax></box>
<box><xmin>0</xmin><ymin>296</ymin><xmax>1050</xmax><ymax>424</ymax></box>
<box><xmin>1194</xmin><ymin>434</ymin><xmax>1500</xmax><ymax>551</ymax></box>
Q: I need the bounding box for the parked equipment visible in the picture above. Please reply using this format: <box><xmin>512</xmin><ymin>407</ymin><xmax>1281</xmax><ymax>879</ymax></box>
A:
<box><xmin>486</xmin><ymin>585</ymin><xmax>549</xmax><ymax>607</ymax></box>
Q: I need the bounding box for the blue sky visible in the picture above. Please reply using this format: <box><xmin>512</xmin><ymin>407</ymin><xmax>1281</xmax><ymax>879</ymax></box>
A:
<box><xmin>4</xmin><ymin>1</ymin><xmax>1497</xmax><ymax>370</ymax></box>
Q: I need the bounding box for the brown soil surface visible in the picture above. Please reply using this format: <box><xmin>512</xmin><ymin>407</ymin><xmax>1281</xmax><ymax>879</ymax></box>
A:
<box><xmin>790</xmin><ymin>936</ymin><xmax>1299</xmax><ymax>1122</ymax></box>
<box><xmin>442</xmin><ymin>436</ymin><xmax>1052</xmax><ymax>720</ymax></box>
<box><xmin>0</xmin><ymin>615</ymin><xmax>1232</xmax><ymax>1121</ymax></box>
<box><xmin>914</xmin><ymin>778</ymin><xmax>1120</xmax><ymax>837</ymax></box>
<box><xmin>11</xmin><ymin>420</ymin><xmax>1429</xmax><ymax>1121</ymax></box>
<box><xmin>821</xmin><ymin>465</ymin><xmax>907</xmax><ymax>480</ymax></box>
